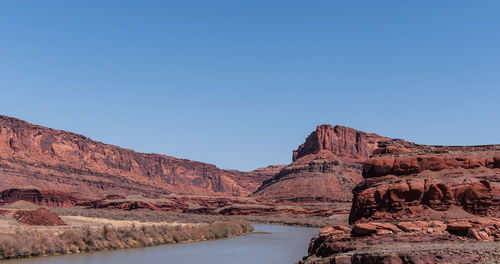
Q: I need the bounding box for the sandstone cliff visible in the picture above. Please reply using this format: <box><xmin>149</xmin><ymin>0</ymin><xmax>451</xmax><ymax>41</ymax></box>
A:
<box><xmin>252</xmin><ymin>124</ymin><xmax>390</xmax><ymax>202</ymax></box>
<box><xmin>0</xmin><ymin>115</ymin><xmax>279</xmax><ymax>198</ymax></box>
<box><xmin>301</xmin><ymin>141</ymin><xmax>500</xmax><ymax>264</ymax></box>
<box><xmin>349</xmin><ymin>141</ymin><xmax>500</xmax><ymax>224</ymax></box>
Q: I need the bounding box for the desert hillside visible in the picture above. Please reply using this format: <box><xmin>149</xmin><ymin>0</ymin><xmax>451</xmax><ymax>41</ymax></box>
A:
<box><xmin>0</xmin><ymin>115</ymin><xmax>281</xmax><ymax>197</ymax></box>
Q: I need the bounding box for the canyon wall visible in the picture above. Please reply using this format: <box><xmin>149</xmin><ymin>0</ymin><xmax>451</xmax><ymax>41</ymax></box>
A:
<box><xmin>0</xmin><ymin>115</ymin><xmax>280</xmax><ymax>198</ymax></box>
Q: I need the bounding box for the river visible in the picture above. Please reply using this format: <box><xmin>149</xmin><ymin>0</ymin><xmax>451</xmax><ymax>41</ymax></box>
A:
<box><xmin>4</xmin><ymin>224</ymin><xmax>319</xmax><ymax>264</ymax></box>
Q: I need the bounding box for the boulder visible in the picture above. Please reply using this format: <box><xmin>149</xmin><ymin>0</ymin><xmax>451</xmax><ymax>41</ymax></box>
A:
<box><xmin>352</xmin><ymin>222</ymin><xmax>400</xmax><ymax>236</ymax></box>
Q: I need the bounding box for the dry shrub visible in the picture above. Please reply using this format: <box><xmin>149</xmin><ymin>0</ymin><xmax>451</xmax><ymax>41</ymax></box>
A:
<box><xmin>0</xmin><ymin>219</ymin><xmax>253</xmax><ymax>260</ymax></box>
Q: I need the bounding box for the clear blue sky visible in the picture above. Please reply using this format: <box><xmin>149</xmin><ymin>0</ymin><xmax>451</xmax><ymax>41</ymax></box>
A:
<box><xmin>1</xmin><ymin>1</ymin><xmax>499</xmax><ymax>171</ymax></box>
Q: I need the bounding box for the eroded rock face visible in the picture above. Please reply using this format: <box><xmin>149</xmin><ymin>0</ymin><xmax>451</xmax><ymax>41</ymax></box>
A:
<box><xmin>302</xmin><ymin>140</ymin><xmax>500</xmax><ymax>264</ymax></box>
<box><xmin>85</xmin><ymin>200</ymin><xmax>161</xmax><ymax>211</ymax></box>
<box><xmin>303</xmin><ymin>218</ymin><xmax>500</xmax><ymax>264</ymax></box>
<box><xmin>0</xmin><ymin>187</ymin><xmax>344</xmax><ymax>217</ymax></box>
<box><xmin>0</xmin><ymin>115</ymin><xmax>280</xmax><ymax>198</ymax></box>
<box><xmin>253</xmin><ymin>125</ymin><xmax>390</xmax><ymax>202</ymax></box>
<box><xmin>0</xmin><ymin>188</ymin><xmax>82</xmax><ymax>207</ymax></box>
<box><xmin>349</xmin><ymin>142</ymin><xmax>500</xmax><ymax>224</ymax></box>
<box><xmin>292</xmin><ymin>125</ymin><xmax>384</xmax><ymax>162</ymax></box>
<box><xmin>364</xmin><ymin>153</ymin><xmax>500</xmax><ymax>178</ymax></box>
<box><xmin>80</xmin><ymin>193</ymin><xmax>345</xmax><ymax>216</ymax></box>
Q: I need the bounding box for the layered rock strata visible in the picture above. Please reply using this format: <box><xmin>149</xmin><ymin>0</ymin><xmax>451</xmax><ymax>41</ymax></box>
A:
<box><xmin>0</xmin><ymin>188</ymin><xmax>84</xmax><ymax>207</ymax></box>
<box><xmin>350</xmin><ymin>142</ymin><xmax>500</xmax><ymax>223</ymax></box>
<box><xmin>302</xmin><ymin>141</ymin><xmax>500</xmax><ymax>263</ymax></box>
<box><xmin>0</xmin><ymin>187</ymin><xmax>346</xmax><ymax>217</ymax></box>
<box><xmin>303</xmin><ymin>218</ymin><xmax>500</xmax><ymax>264</ymax></box>
<box><xmin>253</xmin><ymin>125</ymin><xmax>390</xmax><ymax>202</ymax></box>
<box><xmin>0</xmin><ymin>115</ymin><xmax>280</xmax><ymax>198</ymax></box>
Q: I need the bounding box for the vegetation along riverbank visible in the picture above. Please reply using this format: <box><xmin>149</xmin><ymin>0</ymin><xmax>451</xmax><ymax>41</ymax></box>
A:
<box><xmin>0</xmin><ymin>204</ymin><xmax>253</xmax><ymax>260</ymax></box>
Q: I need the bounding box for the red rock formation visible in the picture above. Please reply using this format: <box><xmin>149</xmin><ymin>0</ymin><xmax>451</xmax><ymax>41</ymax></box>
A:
<box><xmin>350</xmin><ymin>142</ymin><xmax>500</xmax><ymax>224</ymax></box>
<box><xmin>0</xmin><ymin>115</ymin><xmax>279</xmax><ymax>198</ymax></box>
<box><xmin>293</xmin><ymin>125</ymin><xmax>385</xmax><ymax>162</ymax></box>
<box><xmin>364</xmin><ymin>153</ymin><xmax>500</xmax><ymax>178</ymax></box>
<box><xmin>13</xmin><ymin>208</ymin><xmax>66</xmax><ymax>226</ymax></box>
<box><xmin>86</xmin><ymin>200</ymin><xmax>161</xmax><ymax>211</ymax></box>
<box><xmin>105</xmin><ymin>194</ymin><xmax>126</xmax><ymax>200</ymax></box>
<box><xmin>253</xmin><ymin>125</ymin><xmax>390</xmax><ymax>202</ymax></box>
<box><xmin>0</xmin><ymin>186</ymin><xmax>343</xmax><ymax>217</ymax></box>
<box><xmin>0</xmin><ymin>188</ymin><xmax>83</xmax><ymax>207</ymax></box>
<box><xmin>446</xmin><ymin>218</ymin><xmax>500</xmax><ymax>241</ymax></box>
<box><xmin>80</xmin><ymin>194</ymin><xmax>344</xmax><ymax>216</ymax></box>
<box><xmin>303</xmin><ymin>140</ymin><xmax>500</xmax><ymax>264</ymax></box>
<box><xmin>303</xmin><ymin>218</ymin><xmax>500</xmax><ymax>264</ymax></box>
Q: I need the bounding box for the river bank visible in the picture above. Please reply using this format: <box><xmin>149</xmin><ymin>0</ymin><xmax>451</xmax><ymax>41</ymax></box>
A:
<box><xmin>2</xmin><ymin>224</ymin><xmax>319</xmax><ymax>264</ymax></box>
<box><xmin>0</xmin><ymin>206</ymin><xmax>253</xmax><ymax>260</ymax></box>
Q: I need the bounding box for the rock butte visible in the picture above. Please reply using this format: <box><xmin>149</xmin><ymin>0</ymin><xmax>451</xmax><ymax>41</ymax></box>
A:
<box><xmin>0</xmin><ymin>115</ymin><xmax>283</xmax><ymax>198</ymax></box>
<box><xmin>252</xmin><ymin>124</ymin><xmax>392</xmax><ymax>202</ymax></box>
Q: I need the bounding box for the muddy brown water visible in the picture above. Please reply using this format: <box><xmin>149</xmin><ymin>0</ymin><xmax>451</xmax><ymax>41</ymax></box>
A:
<box><xmin>4</xmin><ymin>224</ymin><xmax>319</xmax><ymax>264</ymax></box>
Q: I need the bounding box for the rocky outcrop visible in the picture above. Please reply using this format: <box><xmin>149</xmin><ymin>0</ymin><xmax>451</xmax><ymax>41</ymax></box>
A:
<box><xmin>301</xmin><ymin>141</ymin><xmax>500</xmax><ymax>264</ymax></box>
<box><xmin>77</xmin><ymin>192</ymin><xmax>346</xmax><ymax>216</ymax></box>
<box><xmin>0</xmin><ymin>115</ymin><xmax>279</xmax><ymax>198</ymax></box>
<box><xmin>350</xmin><ymin>142</ymin><xmax>500</xmax><ymax>224</ymax></box>
<box><xmin>0</xmin><ymin>208</ymin><xmax>66</xmax><ymax>226</ymax></box>
<box><xmin>0</xmin><ymin>188</ymin><xmax>83</xmax><ymax>207</ymax></box>
<box><xmin>253</xmin><ymin>125</ymin><xmax>390</xmax><ymax>202</ymax></box>
<box><xmin>349</xmin><ymin>177</ymin><xmax>500</xmax><ymax>223</ymax></box>
<box><xmin>13</xmin><ymin>208</ymin><xmax>66</xmax><ymax>226</ymax></box>
<box><xmin>446</xmin><ymin>218</ymin><xmax>500</xmax><ymax>241</ymax></box>
<box><xmin>364</xmin><ymin>152</ymin><xmax>500</xmax><ymax>179</ymax></box>
<box><xmin>303</xmin><ymin>218</ymin><xmax>500</xmax><ymax>264</ymax></box>
<box><xmin>0</xmin><ymin>186</ymin><xmax>346</xmax><ymax>217</ymax></box>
